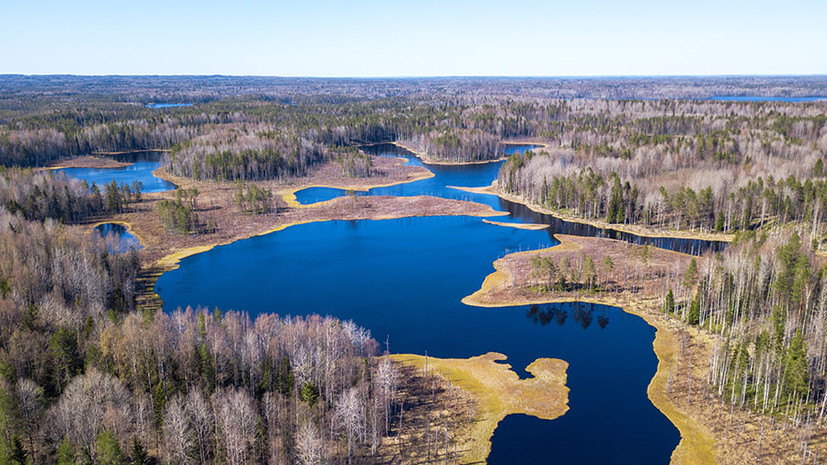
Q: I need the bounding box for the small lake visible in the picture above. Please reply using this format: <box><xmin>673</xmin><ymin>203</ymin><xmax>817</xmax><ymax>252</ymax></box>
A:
<box><xmin>707</xmin><ymin>96</ymin><xmax>827</xmax><ymax>102</ymax></box>
<box><xmin>145</xmin><ymin>103</ymin><xmax>193</xmax><ymax>108</ymax></box>
<box><xmin>153</xmin><ymin>142</ymin><xmax>728</xmax><ymax>463</ymax></box>
<box><xmin>94</xmin><ymin>223</ymin><xmax>142</xmax><ymax>254</ymax></box>
<box><xmin>54</xmin><ymin>151</ymin><xmax>175</xmax><ymax>193</ymax></box>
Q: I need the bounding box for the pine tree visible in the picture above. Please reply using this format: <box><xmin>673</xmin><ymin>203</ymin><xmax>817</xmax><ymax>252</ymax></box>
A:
<box><xmin>663</xmin><ymin>289</ymin><xmax>675</xmax><ymax>314</ymax></box>
<box><xmin>56</xmin><ymin>437</ymin><xmax>77</xmax><ymax>465</ymax></box>
<box><xmin>783</xmin><ymin>329</ymin><xmax>809</xmax><ymax>400</ymax></box>
<box><xmin>95</xmin><ymin>431</ymin><xmax>126</xmax><ymax>465</ymax></box>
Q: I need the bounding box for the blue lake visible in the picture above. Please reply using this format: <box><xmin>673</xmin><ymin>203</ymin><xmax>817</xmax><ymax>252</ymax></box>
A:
<box><xmin>707</xmin><ymin>96</ymin><xmax>827</xmax><ymax>102</ymax></box>
<box><xmin>297</xmin><ymin>143</ymin><xmax>726</xmax><ymax>255</ymax></box>
<box><xmin>146</xmin><ymin>103</ymin><xmax>193</xmax><ymax>108</ymax></box>
<box><xmin>54</xmin><ymin>151</ymin><xmax>175</xmax><ymax>193</ymax></box>
<box><xmin>149</xmin><ymin>142</ymin><xmax>726</xmax><ymax>463</ymax></box>
<box><xmin>95</xmin><ymin>223</ymin><xmax>142</xmax><ymax>254</ymax></box>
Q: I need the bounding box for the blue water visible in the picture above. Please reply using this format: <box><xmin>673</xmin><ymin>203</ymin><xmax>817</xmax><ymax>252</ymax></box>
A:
<box><xmin>95</xmin><ymin>223</ymin><xmax>142</xmax><ymax>254</ymax></box>
<box><xmin>152</xmin><ymin>140</ymin><xmax>713</xmax><ymax>463</ymax></box>
<box><xmin>296</xmin><ymin>143</ymin><xmax>726</xmax><ymax>255</ymax></box>
<box><xmin>707</xmin><ymin>96</ymin><xmax>827</xmax><ymax>102</ymax></box>
<box><xmin>146</xmin><ymin>103</ymin><xmax>193</xmax><ymax>108</ymax></box>
<box><xmin>54</xmin><ymin>152</ymin><xmax>175</xmax><ymax>193</ymax></box>
<box><xmin>156</xmin><ymin>216</ymin><xmax>678</xmax><ymax>464</ymax></box>
<box><xmin>295</xmin><ymin>143</ymin><xmax>534</xmax><ymax>208</ymax></box>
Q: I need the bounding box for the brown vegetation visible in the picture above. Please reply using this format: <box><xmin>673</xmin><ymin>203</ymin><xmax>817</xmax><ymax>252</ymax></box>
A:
<box><xmin>389</xmin><ymin>353</ymin><xmax>568</xmax><ymax>464</ymax></box>
<box><xmin>463</xmin><ymin>234</ymin><xmax>827</xmax><ymax>464</ymax></box>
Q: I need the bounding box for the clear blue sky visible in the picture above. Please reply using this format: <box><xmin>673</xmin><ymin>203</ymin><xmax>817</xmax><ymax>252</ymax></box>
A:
<box><xmin>1</xmin><ymin>0</ymin><xmax>825</xmax><ymax>76</ymax></box>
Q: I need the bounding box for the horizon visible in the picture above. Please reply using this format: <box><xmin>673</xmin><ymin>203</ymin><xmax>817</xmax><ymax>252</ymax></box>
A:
<box><xmin>4</xmin><ymin>73</ymin><xmax>827</xmax><ymax>79</ymax></box>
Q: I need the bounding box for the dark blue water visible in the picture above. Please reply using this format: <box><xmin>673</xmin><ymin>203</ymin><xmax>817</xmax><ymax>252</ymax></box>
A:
<box><xmin>296</xmin><ymin>143</ymin><xmax>727</xmax><ymax>255</ymax></box>
<box><xmin>54</xmin><ymin>152</ymin><xmax>175</xmax><ymax>193</ymax></box>
<box><xmin>95</xmin><ymin>223</ymin><xmax>142</xmax><ymax>254</ymax></box>
<box><xmin>293</xmin><ymin>143</ymin><xmax>530</xmax><ymax>208</ymax></box>
<box><xmin>156</xmin><ymin>217</ymin><xmax>679</xmax><ymax>464</ymax></box>
<box><xmin>154</xmin><ymin>141</ymin><xmax>727</xmax><ymax>463</ymax></box>
<box><xmin>146</xmin><ymin>103</ymin><xmax>193</xmax><ymax>108</ymax></box>
<box><xmin>707</xmin><ymin>96</ymin><xmax>827</xmax><ymax>102</ymax></box>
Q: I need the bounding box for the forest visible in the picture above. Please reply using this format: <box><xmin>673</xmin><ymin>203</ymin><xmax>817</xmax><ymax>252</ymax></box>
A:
<box><xmin>2</xmin><ymin>75</ymin><xmax>827</xmax><ymax>464</ymax></box>
<box><xmin>0</xmin><ymin>195</ymin><xmax>414</xmax><ymax>464</ymax></box>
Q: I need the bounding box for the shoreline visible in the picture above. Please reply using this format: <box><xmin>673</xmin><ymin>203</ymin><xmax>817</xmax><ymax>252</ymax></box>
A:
<box><xmin>390</xmin><ymin>352</ymin><xmax>568</xmax><ymax>464</ymax></box>
<box><xmin>38</xmin><ymin>156</ymin><xmax>134</xmax><ymax>171</ymax></box>
<box><xmin>481</xmin><ymin>219</ymin><xmax>549</xmax><ymax>230</ymax></box>
<box><xmin>461</xmin><ymin>241</ymin><xmax>716</xmax><ymax>465</ymax></box>
<box><xmin>92</xmin><ymin>149</ymin><xmax>171</xmax><ymax>155</ymax></box>
<box><xmin>139</xmin><ymin>197</ymin><xmax>507</xmax><ymax>312</ymax></box>
<box><xmin>452</xmin><ymin>181</ymin><xmax>734</xmax><ymax>244</ymax></box>
<box><xmin>279</xmin><ymin>158</ymin><xmax>436</xmax><ymax>208</ymax></box>
<box><xmin>390</xmin><ymin>141</ymin><xmax>508</xmax><ymax>166</ymax></box>
<box><xmin>90</xmin><ymin>219</ymin><xmax>147</xmax><ymax>248</ymax></box>
<box><xmin>497</xmin><ymin>182</ymin><xmax>735</xmax><ymax>243</ymax></box>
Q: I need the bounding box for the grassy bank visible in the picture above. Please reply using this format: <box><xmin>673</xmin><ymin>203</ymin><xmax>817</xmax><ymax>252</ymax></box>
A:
<box><xmin>390</xmin><ymin>352</ymin><xmax>568</xmax><ymax>464</ymax></box>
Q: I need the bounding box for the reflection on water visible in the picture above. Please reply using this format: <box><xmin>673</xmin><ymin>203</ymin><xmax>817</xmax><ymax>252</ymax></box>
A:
<box><xmin>95</xmin><ymin>223</ymin><xmax>142</xmax><ymax>254</ymax></box>
<box><xmin>55</xmin><ymin>151</ymin><xmax>176</xmax><ymax>194</ymax></box>
<box><xmin>157</xmin><ymin>216</ymin><xmax>680</xmax><ymax>464</ymax></box>
<box><xmin>155</xmin><ymin>140</ymin><xmax>709</xmax><ymax>464</ymax></box>
<box><xmin>526</xmin><ymin>302</ymin><xmax>610</xmax><ymax>330</ymax></box>
<box><xmin>295</xmin><ymin>142</ymin><xmax>727</xmax><ymax>255</ymax></box>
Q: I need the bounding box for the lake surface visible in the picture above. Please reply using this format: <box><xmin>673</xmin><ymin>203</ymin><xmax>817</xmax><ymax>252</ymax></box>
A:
<box><xmin>54</xmin><ymin>151</ymin><xmax>175</xmax><ymax>193</ymax></box>
<box><xmin>145</xmin><ymin>103</ymin><xmax>193</xmax><ymax>108</ymax></box>
<box><xmin>296</xmin><ymin>143</ymin><xmax>726</xmax><ymax>255</ymax></box>
<box><xmin>95</xmin><ymin>223</ymin><xmax>142</xmax><ymax>254</ymax></box>
<box><xmin>151</xmin><ymin>142</ymin><xmax>720</xmax><ymax>463</ymax></box>
<box><xmin>706</xmin><ymin>96</ymin><xmax>827</xmax><ymax>102</ymax></box>
<box><xmin>156</xmin><ymin>217</ymin><xmax>679</xmax><ymax>464</ymax></box>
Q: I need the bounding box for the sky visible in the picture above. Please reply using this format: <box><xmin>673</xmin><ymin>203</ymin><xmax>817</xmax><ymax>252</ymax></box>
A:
<box><xmin>1</xmin><ymin>0</ymin><xmax>825</xmax><ymax>76</ymax></box>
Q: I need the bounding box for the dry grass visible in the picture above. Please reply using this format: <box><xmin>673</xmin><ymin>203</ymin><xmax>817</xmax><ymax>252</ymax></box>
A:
<box><xmin>448</xmin><ymin>184</ymin><xmax>499</xmax><ymax>196</ymax></box>
<box><xmin>390</xmin><ymin>352</ymin><xmax>568</xmax><ymax>464</ymax></box>
<box><xmin>39</xmin><ymin>156</ymin><xmax>132</xmax><ymax>171</ymax></box>
<box><xmin>481</xmin><ymin>219</ymin><xmax>549</xmax><ymax>230</ymax></box>
<box><xmin>462</xmin><ymin>233</ymin><xmax>692</xmax><ymax>308</ymax></box>
<box><xmin>462</xmin><ymin>234</ymin><xmax>827</xmax><ymax>464</ymax></box>
<box><xmin>105</xmin><ymin>155</ymin><xmax>507</xmax><ymax>312</ymax></box>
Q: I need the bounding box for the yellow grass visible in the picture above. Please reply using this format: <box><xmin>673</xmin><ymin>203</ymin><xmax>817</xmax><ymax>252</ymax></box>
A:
<box><xmin>461</xmin><ymin>238</ymin><xmax>717</xmax><ymax>464</ymax></box>
<box><xmin>447</xmin><ymin>184</ymin><xmax>499</xmax><ymax>196</ymax></box>
<box><xmin>90</xmin><ymin>219</ymin><xmax>147</xmax><ymax>247</ymax></box>
<box><xmin>391</xmin><ymin>352</ymin><xmax>568</xmax><ymax>464</ymax></box>
<box><xmin>279</xmin><ymin>167</ymin><xmax>435</xmax><ymax>208</ymax></box>
<box><xmin>481</xmin><ymin>219</ymin><xmax>549</xmax><ymax>230</ymax></box>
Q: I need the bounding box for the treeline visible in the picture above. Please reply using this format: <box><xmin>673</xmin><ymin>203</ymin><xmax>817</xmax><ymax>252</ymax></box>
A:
<box><xmin>0</xmin><ymin>204</ymin><xmax>410</xmax><ymax>464</ymax></box>
<box><xmin>335</xmin><ymin>148</ymin><xmax>373</xmax><ymax>178</ymax></box>
<box><xmin>155</xmin><ymin>188</ymin><xmax>217</xmax><ymax>235</ymax></box>
<box><xmin>166</xmin><ymin>126</ymin><xmax>330</xmax><ymax>181</ymax></box>
<box><xmin>0</xmin><ymin>168</ymin><xmax>141</xmax><ymax>224</ymax></box>
<box><xmin>402</xmin><ymin>129</ymin><xmax>502</xmax><ymax>163</ymax></box>
<box><xmin>500</xmin><ymin>145</ymin><xmax>827</xmax><ymax>237</ymax></box>
<box><xmin>668</xmin><ymin>231</ymin><xmax>827</xmax><ymax>428</ymax></box>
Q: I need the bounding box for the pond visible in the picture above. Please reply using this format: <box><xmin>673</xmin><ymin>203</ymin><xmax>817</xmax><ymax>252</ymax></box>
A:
<box><xmin>94</xmin><ymin>222</ymin><xmax>142</xmax><ymax>254</ymax></box>
<box><xmin>54</xmin><ymin>151</ymin><xmax>175</xmax><ymax>193</ymax></box>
